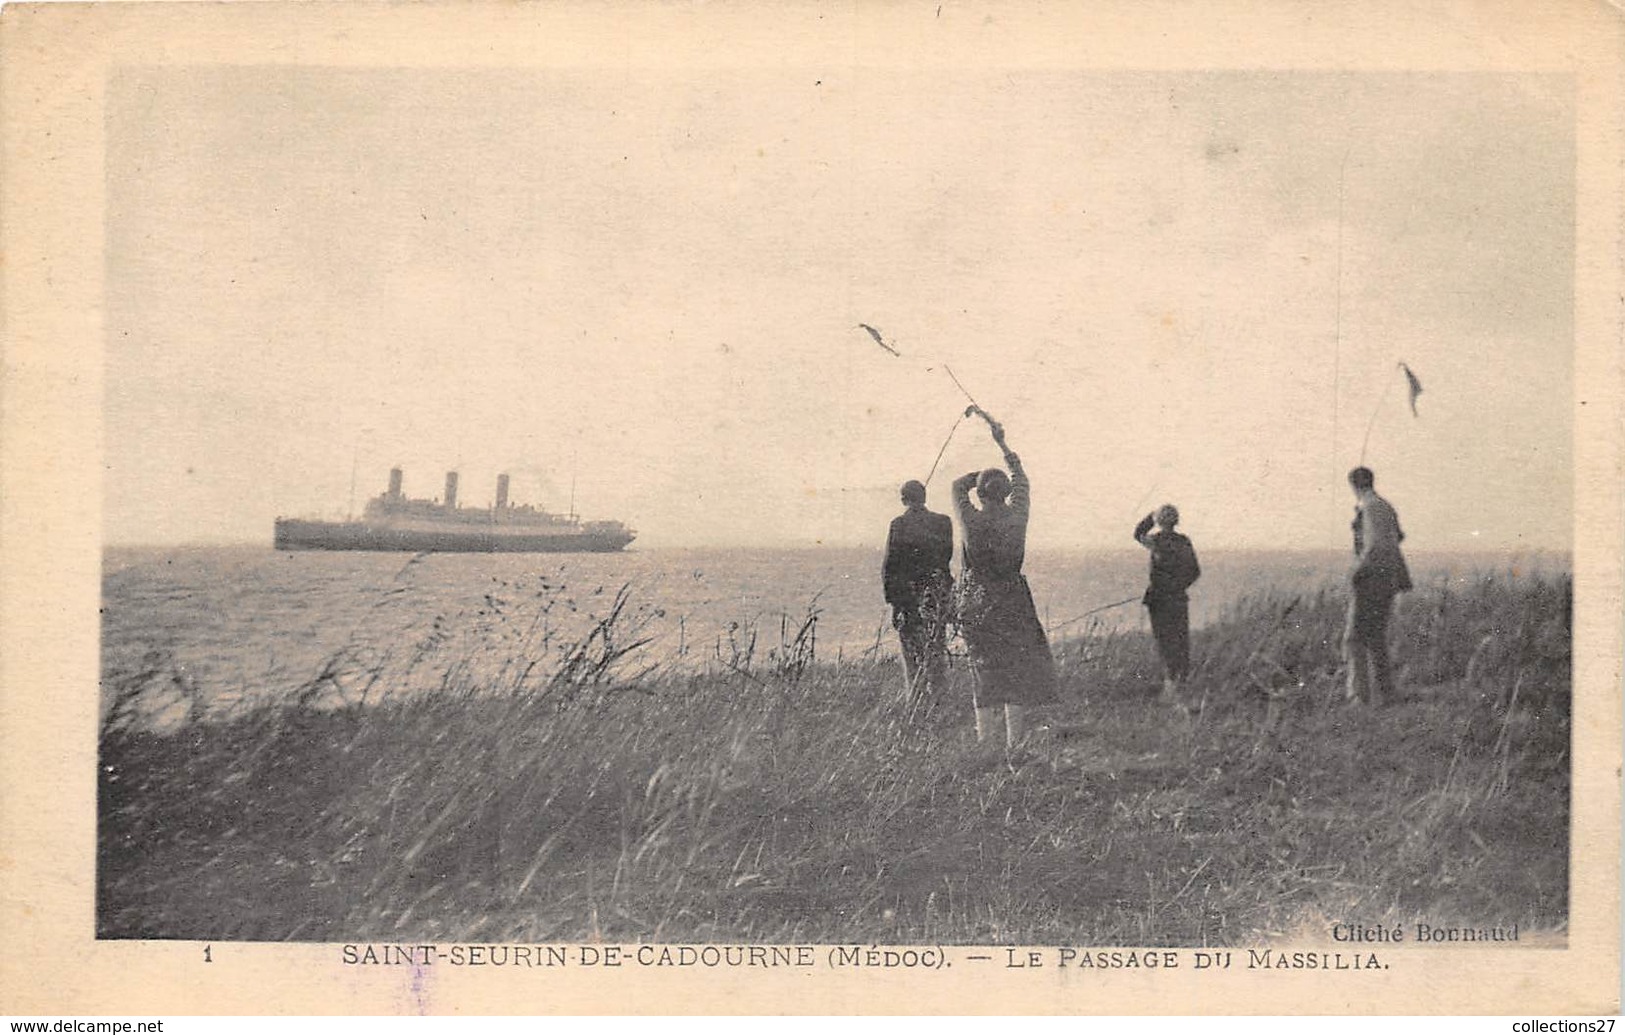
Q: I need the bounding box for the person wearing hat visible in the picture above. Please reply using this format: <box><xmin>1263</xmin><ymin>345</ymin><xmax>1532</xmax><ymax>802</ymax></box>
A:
<box><xmin>882</xmin><ymin>479</ymin><xmax>955</xmax><ymax>706</ymax></box>
<box><xmin>1345</xmin><ymin>466</ymin><xmax>1412</xmax><ymax>705</ymax></box>
<box><xmin>951</xmin><ymin>412</ymin><xmax>1058</xmax><ymax>751</ymax></box>
<box><xmin>1134</xmin><ymin>504</ymin><xmax>1201</xmax><ymax>700</ymax></box>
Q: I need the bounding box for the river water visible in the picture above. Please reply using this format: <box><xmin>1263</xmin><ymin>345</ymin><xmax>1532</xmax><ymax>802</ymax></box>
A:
<box><xmin>101</xmin><ymin>544</ymin><xmax>1556</xmax><ymax>721</ymax></box>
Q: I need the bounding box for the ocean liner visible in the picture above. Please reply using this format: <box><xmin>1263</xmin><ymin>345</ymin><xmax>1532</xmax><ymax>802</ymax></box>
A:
<box><xmin>274</xmin><ymin>469</ymin><xmax>635</xmax><ymax>553</ymax></box>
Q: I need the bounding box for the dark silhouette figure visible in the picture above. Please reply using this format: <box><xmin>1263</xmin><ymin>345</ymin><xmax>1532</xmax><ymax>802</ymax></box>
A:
<box><xmin>883</xmin><ymin>480</ymin><xmax>954</xmax><ymax>706</ymax></box>
<box><xmin>1345</xmin><ymin>466</ymin><xmax>1412</xmax><ymax>705</ymax></box>
<box><xmin>1134</xmin><ymin>504</ymin><xmax>1201</xmax><ymax>699</ymax></box>
<box><xmin>951</xmin><ymin>412</ymin><xmax>1057</xmax><ymax>749</ymax></box>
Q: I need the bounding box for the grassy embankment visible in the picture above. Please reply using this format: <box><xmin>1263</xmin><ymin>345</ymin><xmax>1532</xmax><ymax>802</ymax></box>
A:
<box><xmin>98</xmin><ymin>570</ymin><xmax>1571</xmax><ymax>944</ymax></box>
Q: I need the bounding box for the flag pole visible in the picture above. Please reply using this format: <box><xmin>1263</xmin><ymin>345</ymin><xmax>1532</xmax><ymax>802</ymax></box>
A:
<box><xmin>922</xmin><ymin>415</ymin><xmax>963</xmax><ymax>488</ymax></box>
<box><xmin>1360</xmin><ymin>361</ymin><xmax>1423</xmax><ymax>465</ymax></box>
<box><xmin>1358</xmin><ymin>382</ymin><xmax>1389</xmax><ymax>466</ymax></box>
<box><xmin>942</xmin><ymin>364</ymin><xmax>981</xmax><ymax>411</ymax></box>
<box><xmin>854</xmin><ymin>325</ymin><xmax>988</xmax><ymax>486</ymax></box>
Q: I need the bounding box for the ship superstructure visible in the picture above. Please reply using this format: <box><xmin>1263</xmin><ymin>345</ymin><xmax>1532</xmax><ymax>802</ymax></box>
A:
<box><xmin>274</xmin><ymin>468</ymin><xmax>635</xmax><ymax>553</ymax></box>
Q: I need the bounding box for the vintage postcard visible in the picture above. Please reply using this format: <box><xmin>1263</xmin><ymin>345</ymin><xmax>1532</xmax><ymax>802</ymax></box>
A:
<box><xmin>1</xmin><ymin>0</ymin><xmax>1619</xmax><ymax>1016</ymax></box>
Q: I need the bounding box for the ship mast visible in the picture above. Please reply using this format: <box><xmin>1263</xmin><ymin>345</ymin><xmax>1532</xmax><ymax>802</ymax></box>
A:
<box><xmin>568</xmin><ymin>444</ymin><xmax>578</xmax><ymax>522</ymax></box>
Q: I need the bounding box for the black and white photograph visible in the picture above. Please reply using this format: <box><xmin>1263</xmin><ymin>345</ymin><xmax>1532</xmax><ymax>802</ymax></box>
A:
<box><xmin>3</xmin><ymin>0</ymin><xmax>1620</xmax><ymax>1017</ymax></box>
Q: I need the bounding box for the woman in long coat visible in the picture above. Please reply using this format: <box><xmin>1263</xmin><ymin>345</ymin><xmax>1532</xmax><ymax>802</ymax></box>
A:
<box><xmin>951</xmin><ymin>411</ymin><xmax>1058</xmax><ymax>749</ymax></box>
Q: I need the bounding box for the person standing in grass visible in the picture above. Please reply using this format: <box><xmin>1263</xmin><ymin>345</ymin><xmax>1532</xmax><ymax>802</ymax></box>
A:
<box><xmin>1133</xmin><ymin>504</ymin><xmax>1201</xmax><ymax>700</ymax></box>
<box><xmin>1345</xmin><ymin>466</ymin><xmax>1412</xmax><ymax>705</ymax></box>
<box><xmin>883</xmin><ymin>479</ymin><xmax>955</xmax><ymax>707</ymax></box>
<box><xmin>952</xmin><ymin>409</ymin><xmax>1058</xmax><ymax>751</ymax></box>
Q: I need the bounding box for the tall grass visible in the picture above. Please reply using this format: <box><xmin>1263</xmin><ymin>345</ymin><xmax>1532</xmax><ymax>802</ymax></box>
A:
<box><xmin>97</xmin><ymin>570</ymin><xmax>1570</xmax><ymax>944</ymax></box>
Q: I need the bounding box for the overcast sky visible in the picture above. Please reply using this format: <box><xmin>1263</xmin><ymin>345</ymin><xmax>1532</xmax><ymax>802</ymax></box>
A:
<box><xmin>104</xmin><ymin>68</ymin><xmax>1573</xmax><ymax>552</ymax></box>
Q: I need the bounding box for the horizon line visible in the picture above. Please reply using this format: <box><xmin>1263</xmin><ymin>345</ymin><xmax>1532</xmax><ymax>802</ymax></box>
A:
<box><xmin>101</xmin><ymin>540</ymin><xmax>1573</xmax><ymax>557</ymax></box>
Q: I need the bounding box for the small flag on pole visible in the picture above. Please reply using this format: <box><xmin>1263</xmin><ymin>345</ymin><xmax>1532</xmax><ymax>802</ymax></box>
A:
<box><xmin>1399</xmin><ymin>361</ymin><xmax>1423</xmax><ymax>417</ymax></box>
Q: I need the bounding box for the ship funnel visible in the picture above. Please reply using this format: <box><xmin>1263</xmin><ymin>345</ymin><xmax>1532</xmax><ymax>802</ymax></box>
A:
<box><xmin>388</xmin><ymin>468</ymin><xmax>403</xmax><ymax>498</ymax></box>
<box><xmin>444</xmin><ymin>471</ymin><xmax>459</xmax><ymax>509</ymax></box>
<box><xmin>495</xmin><ymin>473</ymin><xmax>510</xmax><ymax>509</ymax></box>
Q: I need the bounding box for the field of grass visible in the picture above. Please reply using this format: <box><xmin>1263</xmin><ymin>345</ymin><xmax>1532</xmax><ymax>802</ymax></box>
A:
<box><xmin>97</xmin><ymin>570</ymin><xmax>1571</xmax><ymax>945</ymax></box>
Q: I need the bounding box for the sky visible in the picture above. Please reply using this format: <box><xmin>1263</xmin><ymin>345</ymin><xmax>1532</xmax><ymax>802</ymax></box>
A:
<box><xmin>103</xmin><ymin>68</ymin><xmax>1574</xmax><ymax>552</ymax></box>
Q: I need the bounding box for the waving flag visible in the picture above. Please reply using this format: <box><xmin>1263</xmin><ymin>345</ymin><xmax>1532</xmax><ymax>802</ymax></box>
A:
<box><xmin>1399</xmin><ymin>362</ymin><xmax>1423</xmax><ymax>417</ymax></box>
<box><xmin>857</xmin><ymin>323</ymin><xmax>902</xmax><ymax>357</ymax></box>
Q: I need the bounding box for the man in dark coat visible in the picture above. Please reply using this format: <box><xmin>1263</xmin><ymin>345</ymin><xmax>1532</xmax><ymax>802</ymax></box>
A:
<box><xmin>883</xmin><ymin>479</ymin><xmax>954</xmax><ymax>705</ymax></box>
<box><xmin>1134</xmin><ymin>503</ymin><xmax>1201</xmax><ymax>700</ymax></box>
<box><xmin>1345</xmin><ymin>466</ymin><xmax>1412</xmax><ymax>705</ymax></box>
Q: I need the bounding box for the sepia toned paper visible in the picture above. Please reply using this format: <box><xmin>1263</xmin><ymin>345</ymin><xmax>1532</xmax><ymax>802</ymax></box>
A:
<box><xmin>1</xmin><ymin>0</ymin><xmax>1620</xmax><ymax>1015</ymax></box>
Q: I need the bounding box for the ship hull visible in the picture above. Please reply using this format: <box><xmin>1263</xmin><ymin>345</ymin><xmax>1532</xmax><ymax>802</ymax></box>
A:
<box><xmin>273</xmin><ymin>518</ymin><xmax>634</xmax><ymax>553</ymax></box>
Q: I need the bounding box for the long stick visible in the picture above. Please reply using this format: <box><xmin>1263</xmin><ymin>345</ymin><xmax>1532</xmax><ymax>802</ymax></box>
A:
<box><xmin>1052</xmin><ymin>594</ymin><xmax>1142</xmax><ymax>631</ymax></box>
<box><xmin>1358</xmin><ymin>380</ymin><xmax>1389</xmax><ymax>465</ymax></box>
<box><xmin>853</xmin><ymin>328</ymin><xmax>977</xmax><ymax>488</ymax></box>
<box><xmin>1129</xmin><ymin>478</ymin><xmax>1162</xmax><ymax>519</ymax></box>
<box><xmin>1332</xmin><ymin>147</ymin><xmax>1348</xmax><ymax>456</ymax></box>
<box><xmin>923</xmin><ymin>415</ymin><xmax>963</xmax><ymax>488</ymax></box>
<box><xmin>942</xmin><ymin>364</ymin><xmax>981</xmax><ymax>411</ymax></box>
